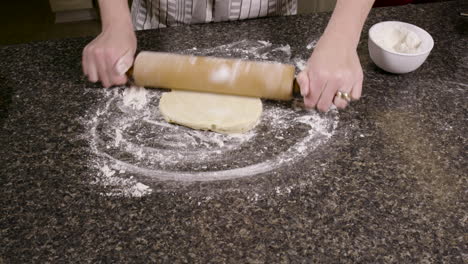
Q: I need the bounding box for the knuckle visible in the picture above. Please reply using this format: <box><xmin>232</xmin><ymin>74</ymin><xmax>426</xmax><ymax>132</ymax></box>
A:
<box><xmin>93</xmin><ymin>47</ymin><xmax>105</xmax><ymax>57</ymax></box>
<box><xmin>336</xmin><ymin>71</ymin><xmax>351</xmax><ymax>84</ymax></box>
<box><xmin>334</xmin><ymin>77</ymin><xmax>345</xmax><ymax>86</ymax></box>
<box><xmin>317</xmin><ymin>70</ymin><xmax>330</xmax><ymax>80</ymax></box>
<box><xmin>104</xmin><ymin>48</ymin><xmax>116</xmax><ymax>58</ymax></box>
<box><xmin>86</xmin><ymin>45</ymin><xmax>95</xmax><ymax>54</ymax></box>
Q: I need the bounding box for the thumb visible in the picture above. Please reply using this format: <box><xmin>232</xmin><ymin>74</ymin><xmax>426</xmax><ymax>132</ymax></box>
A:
<box><xmin>114</xmin><ymin>49</ymin><xmax>135</xmax><ymax>76</ymax></box>
<box><xmin>296</xmin><ymin>70</ymin><xmax>310</xmax><ymax>97</ymax></box>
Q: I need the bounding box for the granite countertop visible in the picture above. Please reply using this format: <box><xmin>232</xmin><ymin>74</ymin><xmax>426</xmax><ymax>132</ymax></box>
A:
<box><xmin>1</xmin><ymin>1</ymin><xmax>466</xmax><ymax>263</ymax></box>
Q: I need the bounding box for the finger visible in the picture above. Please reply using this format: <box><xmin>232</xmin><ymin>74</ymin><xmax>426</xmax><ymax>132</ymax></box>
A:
<box><xmin>351</xmin><ymin>75</ymin><xmax>363</xmax><ymax>100</ymax></box>
<box><xmin>304</xmin><ymin>73</ymin><xmax>327</xmax><ymax>109</ymax></box>
<box><xmin>333</xmin><ymin>89</ymin><xmax>350</xmax><ymax>109</ymax></box>
<box><xmin>95</xmin><ymin>51</ymin><xmax>111</xmax><ymax>88</ymax></box>
<box><xmin>109</xmin><ymin>49</ymin><xmax>134</xmax><ymax>86</ymax></box>
<box><xmin>82</xmin><ymin>46</ymin><xmax>88</xmax><ymax>76</ymax></box>
<box><xmin>296</xmin><ymin>70</ymin><xmax>310</xmax><ymax>97</ymax></box>
<box><xmin>86</xmin><ymin>51</ymin><xmax>99</xmax><ymax>83</ymax></box>
<box><xmin>105</xmin><ymin>54</ymin><xmax>126</xmax><ymax>86</ymax></box>
<box><xmin>107</xmin><ymin>68</ymin><xmax>127</xmax><ymax>86</ymax></box>
<box><xmin>317</xmin><ymin>81</ymin><xmax>340</xmax><ymax>112</ymax></box>
<box><xmin>114</xmin><ymin>49</ymin><xmax>134</xmax><ymax>76</ymax></box>
<box><xmin>111</xmin><ymin>75</ymin><xmax>127</xmax><ymax>86</ymax></box>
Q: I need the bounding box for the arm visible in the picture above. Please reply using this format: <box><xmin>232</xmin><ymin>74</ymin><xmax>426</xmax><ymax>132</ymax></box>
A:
<box><xmin>297</xmin><ymin>0</ymin><xmax>375</xmax><ymax>111</ymax></box>
<box><xmin>82</xmin><ymin>0</ymin><xmax>136</xmax><ymax>87</ymax></box>
<box><xmin>99</xmin><ymin>0</ymin><xmax>133</xmax><ymax>31</ymax></box>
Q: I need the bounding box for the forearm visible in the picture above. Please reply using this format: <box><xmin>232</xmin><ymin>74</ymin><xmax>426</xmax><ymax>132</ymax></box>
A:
<box><xmin>98</xmin><ymin>0</ymin><xmax>133</xmax><ymax>31</ymax></box>
<box><xmin>322</xmin><ymin>0</ymin><xmax>375</xmax><ymax>49</ymax></box>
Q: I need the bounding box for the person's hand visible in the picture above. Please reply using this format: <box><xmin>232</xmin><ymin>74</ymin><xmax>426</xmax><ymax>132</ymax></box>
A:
<box><xmin>82</xmin><ymin>23</ymin><xmax>137</xmax><ymax>87</ymax></box>
<box><xmin>297</xmin><ymin>34</ymin><xmax>363</xmax><ymax>112</ymax></box>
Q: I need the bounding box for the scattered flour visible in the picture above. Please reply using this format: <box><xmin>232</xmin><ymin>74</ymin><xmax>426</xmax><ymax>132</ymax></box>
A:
<box><xmin>293</xmin><ymin>58</ymin><xmax>307</xmax><ymax>72</ymax></box>
<box><xmin>92</xmin><ymin>165</ymin><xmax>152</xmax><ymax>197</ymax></box>
<box><xmin>83</xmin><ymin>39</ymin><xmax>339</xmax><ymax>197</ymax></box>
<box><xmin>306</xmin><ymin>40</ymin><xmax>318</xmax><ymax>50</ymax></box>
<box><xmin>257</xmin><ymin>40</ymin><xmax>272</xmax><ymax>46</ymax></box>
<box><xmin>272</xmin><ymin>44</ymin><xmax>292</xmax><ymax>58</ymax></box>
<box><xmin>122</xmin><ymin>86</ymin><xmax>148</xmax><ymax>110</ymax></box>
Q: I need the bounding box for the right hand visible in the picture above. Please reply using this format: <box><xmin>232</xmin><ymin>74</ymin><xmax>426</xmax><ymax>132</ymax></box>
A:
<box><xmin>82</xmin><ymin>24</ymin><xmax>137</xmax><ymax>87</ymax></box>
<box><xmin>297</xmin><ymin>33</ymin><xmax>363</xmax><ymax>112</ymax></box>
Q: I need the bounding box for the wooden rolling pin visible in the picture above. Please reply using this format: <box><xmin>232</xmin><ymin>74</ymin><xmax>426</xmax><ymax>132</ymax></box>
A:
<box><xmin>132</xmin><ymin>51</ymin><xmax>298</xmax><ymax>101</ymax></box>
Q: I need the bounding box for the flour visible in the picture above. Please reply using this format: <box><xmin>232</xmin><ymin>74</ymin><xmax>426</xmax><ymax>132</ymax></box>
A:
<box><xmin>114</xmin><ymin>128</ymin><xmax>123</xmax><ymax>147</ymax></box>
<box><xmin>272</xmin><ymin>44</ymin><xmax>292</xmax><ymax>58</ymax></box>
<box><xmin>86</xmin><ymin>87</ymin><xmax>337</xmax><ymax>182</ymax></box>
<box><xmin>257</xmin><ymin>40</ymin><xmax>272</xmax><ymax>46</ymax></box>
<box><xmin>372</xmin><ymin>24</ymin><xmax>422</xmax><ymax>53</ymax></box>
<box><xmin>92</xmin><ymin>157</ymin><xmax>152</xmax><ymax>197</ymax></box>
<box><xmin>83</xmin><ymin>39</ymin><xmax>339</xmax><ymax>197</ymax></box>
<box><xmin>306</xmin><ymin>40</ymin><xmax>318</xmax><ymax>50</ymax></box>
<box><xmin>293</xmin><ymin>58</ymin><xmax>307</xmax><ymax>72</ymax></box>
<box><xmin>122</xmin><ymin>86</ymin><xmax>148</xmax><ymax>110</ymax></box>
<box><xmin>184</xmin><ymin>40</ymin><xmax>291</xmax><ymax>62</ymax></box>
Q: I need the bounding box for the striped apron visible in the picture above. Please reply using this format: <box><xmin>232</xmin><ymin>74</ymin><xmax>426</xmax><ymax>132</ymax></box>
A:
<box><xmin>131</xmin><ymin>0</ymin><xmax>297</xmax><ymax>30</ymax></box>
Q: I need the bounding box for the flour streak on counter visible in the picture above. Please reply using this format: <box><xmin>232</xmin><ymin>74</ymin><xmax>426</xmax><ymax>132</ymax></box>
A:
<box><xmin>83</xmin><ymin>40</ymin><xmax>337</xmax><ymax>197</ymax></box>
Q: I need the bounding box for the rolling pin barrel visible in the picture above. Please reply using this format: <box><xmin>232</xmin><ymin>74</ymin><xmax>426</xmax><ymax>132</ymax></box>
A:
<box><xmin>132</xmin><ymin>51</ymin><xmax>296</xmax><ymax>100</ymax></box>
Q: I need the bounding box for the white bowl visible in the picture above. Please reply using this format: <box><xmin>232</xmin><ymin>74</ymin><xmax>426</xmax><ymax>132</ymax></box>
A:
<box><xmin>368</xmin><ymin>21</ymin><xmax>434</xmax><ymax>74</ymax></box>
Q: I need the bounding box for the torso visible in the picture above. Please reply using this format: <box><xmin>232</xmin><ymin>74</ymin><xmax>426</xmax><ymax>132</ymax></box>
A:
<box><xmin>131</xmin><ymin>0</ymin><xmax>297</xmax><ymax>30</ymax></box>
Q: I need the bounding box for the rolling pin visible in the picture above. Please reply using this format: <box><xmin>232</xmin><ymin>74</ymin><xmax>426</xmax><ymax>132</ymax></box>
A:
<box><xmin>132</xmin><ymin>51</ymin><xmax>298</xmax><ymax>101</ymax></box>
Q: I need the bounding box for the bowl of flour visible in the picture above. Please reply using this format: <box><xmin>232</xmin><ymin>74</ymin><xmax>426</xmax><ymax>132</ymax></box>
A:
<box><xmin>368</xmin><ymin>21</ymin><xmax>434</xmax><ymax>74</ymax></box>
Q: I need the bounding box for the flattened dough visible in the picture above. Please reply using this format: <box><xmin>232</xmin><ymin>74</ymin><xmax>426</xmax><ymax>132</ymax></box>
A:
<box><xmin>159</xmin><ymin>90</ymin><xmax>262</xmax><ymax>134</ymax></box>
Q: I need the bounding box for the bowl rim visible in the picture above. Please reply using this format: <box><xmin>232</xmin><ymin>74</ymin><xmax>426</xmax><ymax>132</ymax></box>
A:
<box><xmin>369</xmin><ymin>21</ymin><xmax>434</xmax><ymax>57</ymax></box>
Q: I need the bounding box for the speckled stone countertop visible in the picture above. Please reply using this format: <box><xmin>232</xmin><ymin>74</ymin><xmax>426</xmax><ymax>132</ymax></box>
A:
<box><xmin>1</xmin><ymin>1</ymin><xmax>467</xmax><ymax>263</ymax></box>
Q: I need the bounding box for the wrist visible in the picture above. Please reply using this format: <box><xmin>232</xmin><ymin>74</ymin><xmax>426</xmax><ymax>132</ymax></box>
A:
<box><xmin>98</xmin><ymin>0</ymin><xmax>133</xmax><ymax>31</ymax></box>
<box><xmin>102</xmin><ymin>19</ymin><xmax>134</xmax><ymax>32</ymax></box>
<box><xmin>318</xmin><ymin>31</ymin><xmax>358</xmax><ymax>52</ymax></box>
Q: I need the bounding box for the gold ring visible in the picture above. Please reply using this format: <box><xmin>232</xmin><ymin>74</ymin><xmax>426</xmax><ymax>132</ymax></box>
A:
<box><xmin>336</xmin><ymin>91</ymin><xmax>351</xmax><ymax>102</ymax></box>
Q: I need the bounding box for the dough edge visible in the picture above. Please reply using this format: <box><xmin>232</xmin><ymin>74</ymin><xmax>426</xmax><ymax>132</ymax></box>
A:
<box><xmin>159</xmin><ymin>90</ymin><xmax>263</xmax><ymax>134</ymax></box>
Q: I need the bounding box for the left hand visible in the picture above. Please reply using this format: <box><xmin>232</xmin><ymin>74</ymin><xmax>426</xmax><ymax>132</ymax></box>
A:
<box><xmin>297</xmin><ymin>34</ymin><xmax>364</xmax><ymax>112</ymax></box>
